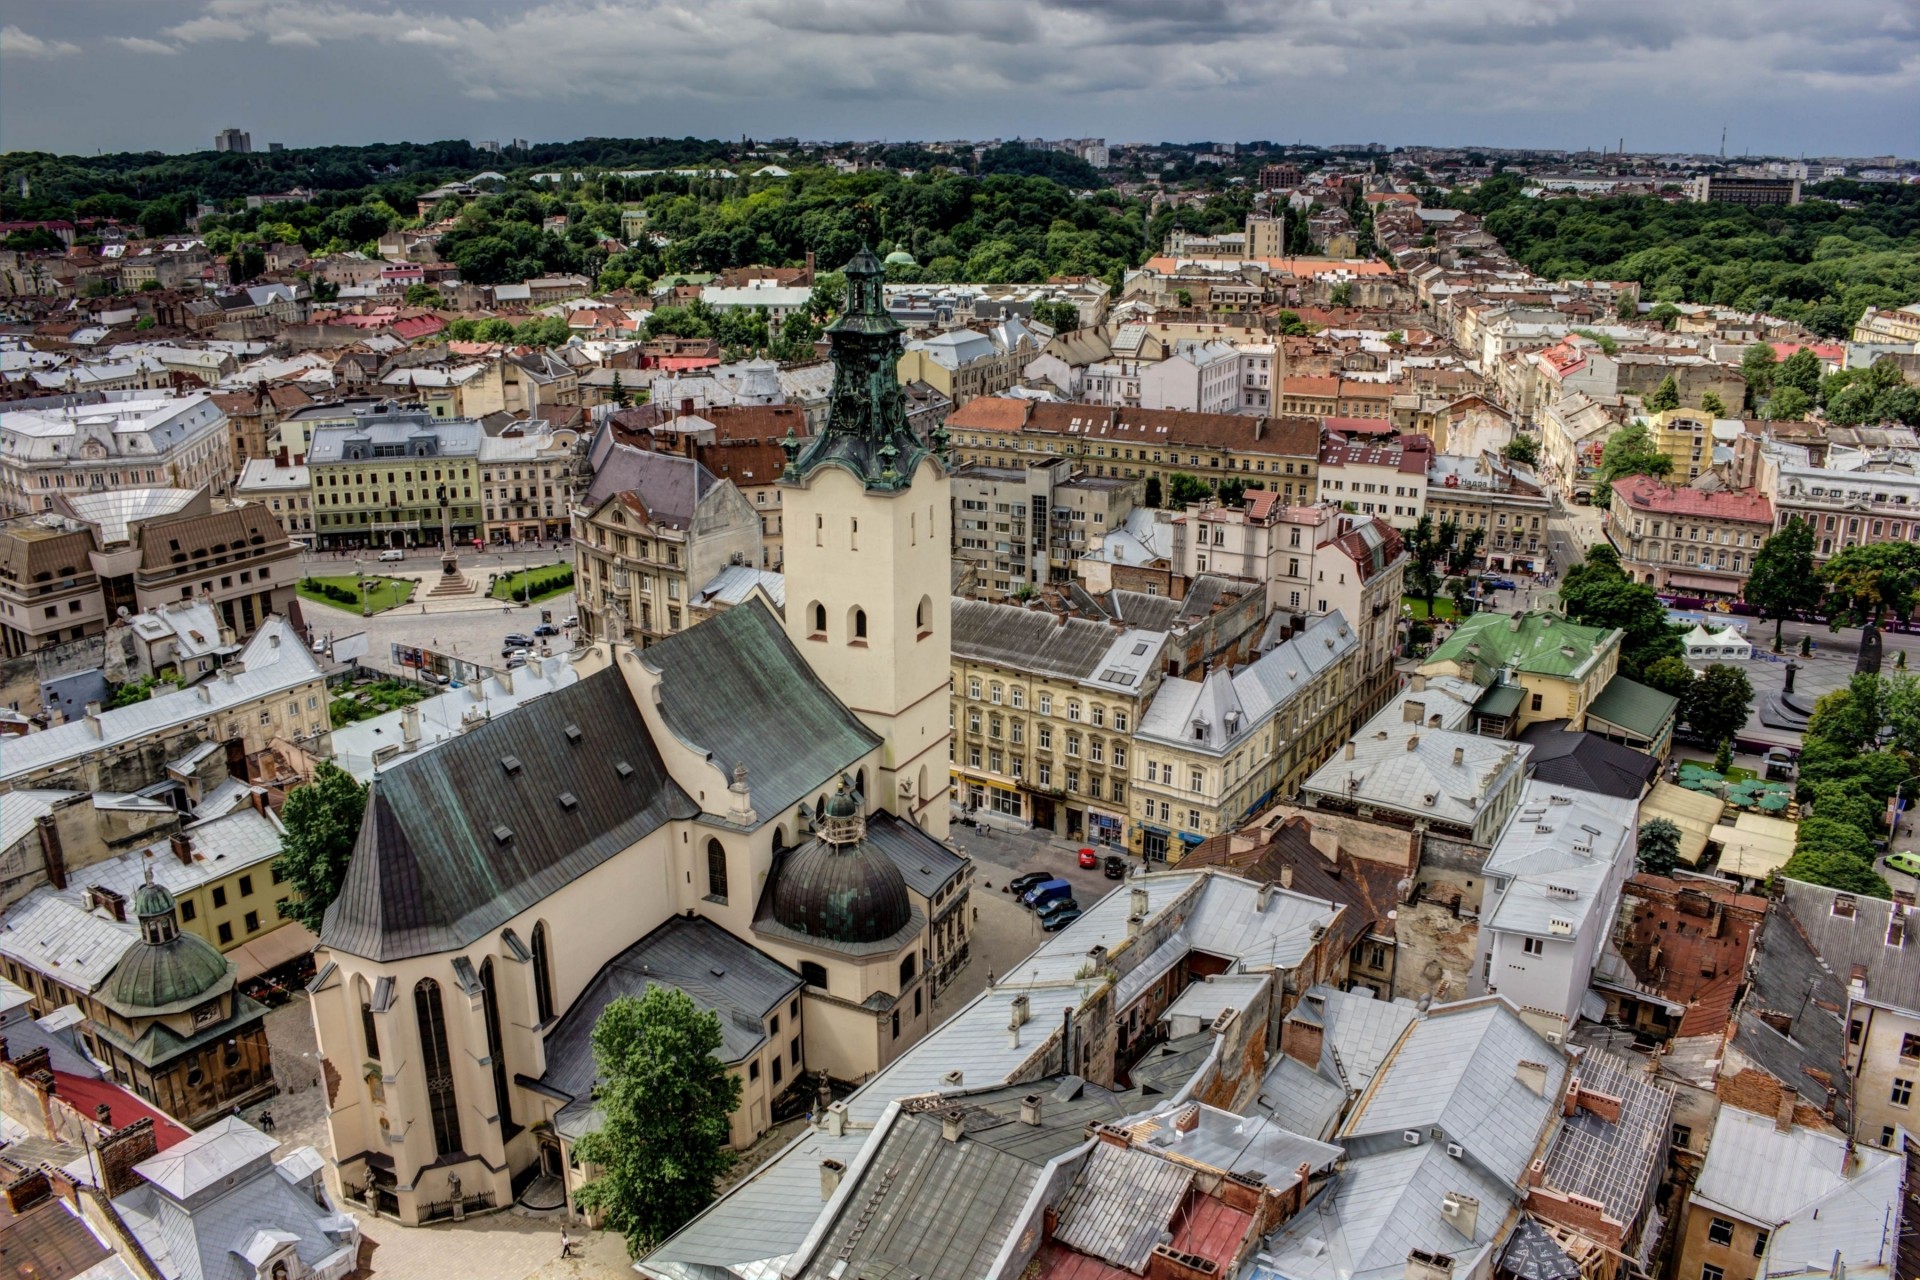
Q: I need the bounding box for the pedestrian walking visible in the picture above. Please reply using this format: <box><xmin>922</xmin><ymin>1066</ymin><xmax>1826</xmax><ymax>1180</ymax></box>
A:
<box><xmin>560</xmin><ymin>1230</ymin><xmax>576</xmax><ymax>1259</ymax></box>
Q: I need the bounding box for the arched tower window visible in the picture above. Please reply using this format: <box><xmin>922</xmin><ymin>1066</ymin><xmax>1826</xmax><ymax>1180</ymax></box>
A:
<box><xmin>707</xmin><ymin>839</ymin><xmax>730</xmax><ymax>902</ymax></box>
<box><xmin>809</xmin><ymin>602</ymin><xmax>826</xmax><ymax>637</ymax></box>
<box><xmin>851</xmin><ymin>608</ymin><xmax>867</xmax><ymax>642</ymax></box>
<box><xmin>413</xmin><ymin>979</ymin><xmax>463</xmax><ymax>1157</ymax></box>
<box><xmin>530</xmin><ymin>922</ymin><xmax>555</xmax><ymax>1024</ymax></box>
<box><xmin>356</xmin><ymin>976</ymin><xmax>380</xmax><ymax>1061</ymax></box>
<box><xmin>916</xmin><ymin>596</ymin><xmax>932</xmax><ymax>638</ymax></box>
<box><xmin>480</xmin><ymin>958</ymin><xmax>517</xmax><ymax>1136</ymax></box>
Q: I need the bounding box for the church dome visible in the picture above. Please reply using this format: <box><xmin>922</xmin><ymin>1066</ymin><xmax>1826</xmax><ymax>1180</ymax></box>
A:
<box><xmin>884</xmin><ymin>250</ymin><xmax>917</xmax><ymax>267</ymax></box>
<box><xmin>771</xmin><ymin>839</ymin><xmax>912</xmax><ymax>945</ymax></box>
<box><xmin>105</xmin><ymin>874</ymin><xmax>232</xmax><ymax>1013</ymax></box>
<box><xmin>106</xmin><ymin>928</ymin><xmax>230</xmax><ymax>1013</ymax></box>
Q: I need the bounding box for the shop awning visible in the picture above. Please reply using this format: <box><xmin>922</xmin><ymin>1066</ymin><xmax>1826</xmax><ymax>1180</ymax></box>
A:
<box><xmin>1639</xmin><ymin>781</ymin><xmax>1724</xmax><ymax>866</ymax></box>
<box><xmin>1715</xmin><ymin>812</ymin><xmax>1797</xmax><ymax>881</ymax></box>
<box><xmin>1178</xmin><ymin>831</ymin><xmax>1205</xmax><ymax>845</ymax></box>
<box><xmin>1665</xmin><ymin>571</ymin><xmax>1739</xmax><ymax>593</ymax></box>
<box><xmin>228</xmin><ymin>922</ymin><xmax>317</xmax><ymax>981</ymax></box>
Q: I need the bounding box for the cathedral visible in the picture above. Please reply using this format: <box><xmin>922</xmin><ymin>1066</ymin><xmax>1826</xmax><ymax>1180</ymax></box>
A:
<box><xmin>307</xmin><ymin>250</ymin><xmax>966</xmax><ymax>1224</ymax></box>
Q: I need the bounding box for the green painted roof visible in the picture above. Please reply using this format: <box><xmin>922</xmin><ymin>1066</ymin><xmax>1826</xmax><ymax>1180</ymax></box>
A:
<box><xmin>1427</xmin><ymin>611</ymin><xmax>1617</xmax><ymax>680</ymax></box>
<box><xmin>103</xmin><ymin>931</ymin><xmax>231</xmax><ymax>1016</ymax></box>
<box><xmin>1474</xmin><ymin>684</ymin><xmax>1526</xmax><ymax>718</ymax></box>
<box><xmin>1585</xmin><ymin>675</ymin><xmax>1680</xmax><ymax>740</ymax></box>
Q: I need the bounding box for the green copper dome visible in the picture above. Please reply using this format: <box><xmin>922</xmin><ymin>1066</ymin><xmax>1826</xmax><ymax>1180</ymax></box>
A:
<box><xmin>103</xmin><ymin>874</ymin><xmax>233</xmax><ymax>1014</ymax></box>
<box><xmin>883</xmin><ymin>250</ymin><xmax>916</xmax><ymax>266</ymax></box>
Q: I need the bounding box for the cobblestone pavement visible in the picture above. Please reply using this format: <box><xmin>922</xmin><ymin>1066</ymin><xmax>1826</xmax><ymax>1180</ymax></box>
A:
<box><xmin>357</xmin><ymin>1210</ymin><xmax>634</xmax><ymax>1280</ymax></box>
<box><xmin>241</xmin><ymin>995</ymin><xmax>333</xmax><ymax>1159</ymax></box>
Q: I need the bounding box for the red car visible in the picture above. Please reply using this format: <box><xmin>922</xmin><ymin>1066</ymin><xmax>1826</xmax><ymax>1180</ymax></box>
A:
<box><xmin>1077</xmin><ymin>847</ymin><xmax>1098</xmax><ymax>869</ymax></box>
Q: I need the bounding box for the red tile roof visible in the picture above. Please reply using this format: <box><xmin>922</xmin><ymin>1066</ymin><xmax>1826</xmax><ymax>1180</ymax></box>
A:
<box><xmin>1612</xmin><ymin>475</ymin><xmax>1773</xmax><ymax>523</ymax></box>
<box><xmin>1283</xmin><ymin>375</ymin><xmax>1339</xmax><ymax>398</ymax></box>
<box><xmin>1322</xmin><ymin>416</ymin><xmax>1397</xmax><ymax>435</ymax></box>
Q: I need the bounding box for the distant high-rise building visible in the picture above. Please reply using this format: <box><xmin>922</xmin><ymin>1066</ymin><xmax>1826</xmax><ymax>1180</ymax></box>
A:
<box><xmin>476</xmin><ymin>140</ymin><xmax>502</xmax><ymax>154</ymax></box>
<box><xmin>267</xmin><ymin>142</ymin><xmax>285</xmax><ymax>153</ymax></box>
<box><xmin>1685</xmin><ymin>174</ymin><xmax>1800</xmax><ymax>207</ymax></box>
<box><xmin>1259</xmin><ymin>163</ymin><xmax>1301</xmax><ymax>191</ymax></box>
<box><xmin>213</xmin><ymin>128</ymin><xmax>252</xmax><ymax>154</ymax></box>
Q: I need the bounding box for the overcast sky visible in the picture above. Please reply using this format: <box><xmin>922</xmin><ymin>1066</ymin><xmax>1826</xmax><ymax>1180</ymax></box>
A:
<box><xmin>3</xmin><ymin>0</ymin><xmax>1915</xmax><ymax>159</ymax></box>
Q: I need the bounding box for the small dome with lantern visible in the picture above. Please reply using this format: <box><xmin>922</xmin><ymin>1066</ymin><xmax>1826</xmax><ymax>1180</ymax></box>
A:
<box><xmin>767</xmin><ymin>776</ymin><xmax>912</xmax><ymax>946</ymax></box>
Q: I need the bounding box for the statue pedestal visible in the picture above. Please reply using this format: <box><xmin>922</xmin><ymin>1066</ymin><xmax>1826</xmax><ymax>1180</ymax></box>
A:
<box><xmin>441</xmin><ymin>552</ymin><xmax>459</xmax><ymax>578</ymax></box>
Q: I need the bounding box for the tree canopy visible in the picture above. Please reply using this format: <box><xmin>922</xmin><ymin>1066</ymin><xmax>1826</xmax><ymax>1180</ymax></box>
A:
<box><xmin>273</xmin><ymin>761</ymin><xmax>368</xmax><ymax>932</ymax></box>
<box><xmin>1591</xmin><ymin>421</ymin><xmax>1672</xmax><ymax>508</ymax></box>
<box><xmin>1559</xmin><ymin>545</ymin><xmax>1681</xmax><ymax>679</ymax></box>
<box><xmin>1745</xmin><ymin>519</ymin><xmax>1822</xmax><ymax>649</ymax></box>
<box><xmin>572</xmin><ymin>987</ymin><xmax>743</xmax><ymax>1255</ymax></box>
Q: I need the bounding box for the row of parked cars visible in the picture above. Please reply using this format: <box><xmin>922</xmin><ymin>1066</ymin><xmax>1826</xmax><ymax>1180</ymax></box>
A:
<box><xmin>1009</xmin><ymin>872</ymin><xmax>1082</xmax><ymax>931</ymax></box>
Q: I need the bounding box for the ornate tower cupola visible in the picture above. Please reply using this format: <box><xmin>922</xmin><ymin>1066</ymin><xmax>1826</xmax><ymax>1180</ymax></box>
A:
<box><xmin>782</xmin><ymin>247</ymin><xmax>946</xmax><ymax>492</ymax></box>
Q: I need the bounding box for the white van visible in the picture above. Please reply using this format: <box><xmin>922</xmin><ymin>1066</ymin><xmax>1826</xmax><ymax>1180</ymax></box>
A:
<box><xmin>378</xmin><ymin>548</ymin><xmax>405</xmax><ymax>562</ymax></box>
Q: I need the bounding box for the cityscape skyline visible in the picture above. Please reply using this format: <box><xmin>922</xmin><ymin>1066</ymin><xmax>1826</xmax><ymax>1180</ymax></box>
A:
<box><xmin>2</xmin><ymin>0</ymin><xmax>1915</xmax><ymax>158</ymax></box>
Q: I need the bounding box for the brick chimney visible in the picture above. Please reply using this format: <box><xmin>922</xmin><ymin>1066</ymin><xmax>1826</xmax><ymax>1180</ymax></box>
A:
<box><xmin>36</xmin><ymin>814</ymin><xmax>67</xmax><ymax>891</ymax></box>
<box><xmin>94</xmin><ymin>1119</ymin><xmax>158</xmax><ymax>1197</ymax></box>
<box><xmin>170</xmin><ymin>832</ymin><xmax>194</xmax><ymax>865</ymax></box>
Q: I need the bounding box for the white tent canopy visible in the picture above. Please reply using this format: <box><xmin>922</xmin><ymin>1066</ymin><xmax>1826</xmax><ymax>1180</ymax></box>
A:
<box><xmin>1684</xmin><ymin>624</ymin><xmax>1752</xmax><ymax>660</ymax></box>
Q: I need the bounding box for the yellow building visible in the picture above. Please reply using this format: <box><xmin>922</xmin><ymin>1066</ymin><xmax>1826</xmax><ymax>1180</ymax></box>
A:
<box><xmin>1132</xmin><ymin>612</ymin><xmax>1361</xmax><ymax>862</ymax></box>
<box><xmin>1647</xmin><ymin>408</ymin><xmax>1715</xmax><ymax>482</ymax></box>
<box><xmin>305</xmin><ymin>407</ymin><xmax>483</xmax><ymax>550</ymax></box>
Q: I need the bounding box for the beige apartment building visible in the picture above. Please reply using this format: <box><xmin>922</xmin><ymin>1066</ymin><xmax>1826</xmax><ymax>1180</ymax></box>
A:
<box><xmin>1607</xmin><ymin>476</ymin><xmax>1773</xmax><ymax>596</ymax></box>
<box><xmin>1425</xmin><ymin>451</ymin><xmax>1554</xmax><ymax>573</ymax></box>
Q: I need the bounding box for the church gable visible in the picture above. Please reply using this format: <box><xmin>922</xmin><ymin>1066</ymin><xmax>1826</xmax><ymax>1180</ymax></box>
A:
<box><xmin>321</xmin><ymin>668</ymin><xmax>697</xmax><ymax>962</ymax></box>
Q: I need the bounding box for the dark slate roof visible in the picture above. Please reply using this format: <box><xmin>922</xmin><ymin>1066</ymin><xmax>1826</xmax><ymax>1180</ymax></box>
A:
<box><xmin>534</xmin><ymin>915</ymin><xmax>802</xmax><ymax>1115</ymax></box>
<box><xmin>771</xmin><ymin>833</ymin><xmax>914</xmax><ymax>945</ymax></box>
<box><xmin>1586</xmin><ymin>675</ymin><xmax>1679</xmax><ymax>740</ymax></box>
<box><xmin>642</xmin><ymin>600</ymin><xmax>879</xmax><ymax>820</ymax></box>
<box><xmin>951</xmin><ymin>599</ymin><xmax>1123</xmax><ymax>682</ymax></box>
<box><xmin>320</xmin><ymin>669</ymin><xmax>698</xmax><ymax>962</ymax></box>
<box><xmin>861</xmin><ymin>809</ymin><xmax>970</xmax><ymax>900</ymax></box>
<box><xmin>1517</xmin><ymin>722</ymin><xmax>1660</xmax><ymax>800</ymax></box>
<box><xmin>583</xmin><ymin>435</ymin><xmax>718</xmax><ymax>528</ymax></box>
<box><xmin>1501</xmin><ymin>1217</ymin><xmax>1581</xmax><ymax>1280</ymax></box>
<box><xmin>1728</xmin><ymin>895</ymin><xmax>1852</xmax><ymax>1126</ymax></box>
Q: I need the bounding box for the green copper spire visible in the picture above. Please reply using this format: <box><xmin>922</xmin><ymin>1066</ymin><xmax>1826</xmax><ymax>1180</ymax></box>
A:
<box><xmin>783</xmin><ymin>247</ymin><xmax>944</xmax><ymax>492</ymax></box>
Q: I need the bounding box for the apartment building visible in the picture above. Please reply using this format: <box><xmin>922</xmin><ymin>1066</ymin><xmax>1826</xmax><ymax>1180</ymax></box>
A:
<box><xmin>949</xmin><ymin>601</ymin><xmax>1164</xmax><ymax>843</ymax></box>
<box><xmin>305</xmin><ymin>407</ymin><xmax>483</xmax><ymax>550</ymax></box>
<box><xmin>0</xmin><ymin>514</ymin><xmax>106</xmax><ymax>656</ymax></box>
<box><xmin>1133</xmin><ymin>612</ymin><xmax>1360</xmax><ymax>862</ymax></box>
<box><xmin>1425</xmin><ymin>450</ymin><xmax>1553</xmax><ymax>573</ymax></box>
<box><xmin>477</xmin><ymin>430</ymin><xmax>576</xmax><ymax>544</ymax></box>
<box><xmin>233</xmin><ymin>457</ymin><xmax>312</xmax><ymax>541</ymax></box>
<box><xmin>571</xmin><ymin>438</ymin><xmax>761</xmax><ymax>647</ymax></box>
<box><xmin>1540</xmin><ymin>391</ymin><xmax>1624</xmax><ymax>503</ymax></box>
<box><xmin>1137</xmin><ymin>340</ymin><xmax>1242</xmax><ymax>415</ymax></box>
<box><xmin>895</xmin><ymin>323</ymin><xmax>1035</xmax><ymax>406</ymax></box>
<box><xmin>1755</xmin><ymin>440</ymin><xmax>1920</xmax><ymax>561</ymax></box>
<box><xmin>0</xmin><ymin>394</ymin><xmax>231</xmax><ymax>517</ymax></box>
<box><xmin>1607</xmin><ymin>477</ymin><xmax>1773</xmax><ymax>595</ymax></box>
<box><xmin>950</xmin><ymin>459</ymin><xmax>1138</xmax><ymax>599</ymax></box>
<box><xmin>944</xmin><ymin>399</ymin><xmax>1323</xmax><ymax>504</ymax></box>
<box><xmin>1316</xmin><ymin>434</ymin><xmax>1430</xmax><ymax>529</ymax></box>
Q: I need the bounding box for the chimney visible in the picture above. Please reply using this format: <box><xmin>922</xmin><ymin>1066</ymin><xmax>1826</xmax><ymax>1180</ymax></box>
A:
<box><xmin>1173</xmin><ymin>1104</ymin><xmax>1199</xmax><ymax>1134</ymax></box>
<box><xmin>1405</xmin><ymin>734</ymin><xmax>1419</xmax><ymax>752</ymax></box>
<box><xmin>822</xmin><ymin>1100</ymin><xmax>848</xmax><ymax>1138</ymax></box>
<box><xmin>36</xmin><ymin>815</ymin><xmax>67</xmax><ymax>891</ymax></box>
<box><xmin>819</xmin><ymin>1158</ymin><xmax>845</xmax><ymax>1200</ymax></box>
<box><xmin>1127</xmin><ymin>914</ymin><xmax>1144</xmax><ymax>938</ymax></box>
<box><xmin>1404</xmin><ymin>1249</ymin><xmax>1456</xmax><ymax>1280</ymax></box>
<box><xmin>1088</xmin><ymin>943</ymin><xmax>1108</xmax><ymax>968</ymax></box>
<box><xmin>1514</xmin><ymin>1060</ymin><xmax>1548</xmax><ymax>1097</ymax></box>
<box><xmin>1278</xmin><ymin>866</ymin><xmax>1294</xmax><ymax>890</ymax></box>
<box><xmin>1020</xmin><ymin>1094</ymin><xmax>1043</xmax><ymax>1126</ymax></box>
<box><xmin>1410</xmin><ymin>673</ymin><xmax>1427</xmax><ymax>692</ymax></box>
<box><xmin>94</xmin><ymin>1120</ymin><xmax>158</xmax><ymax>1198</ymax></box>
<box><xmin>1776</xmin><ymin>1091</ymin><xmax>1795</xmax><ymax>1132</ymax></box>
<box><xmin>1452</xmin><ymin>746</ymin><xmax>1464</xmax><ymax>767</ymax></box>
<box><xmin>1507</xmin><ymin>614</ymin><xmax>1522</xmax><ymax>632</ymax></box>
<box><xmin>942</xmin><ymin>1109</ymin><xmax>966</xmax><ymax>1143</ymax></box>
<box><xmin>1403</xmin><ymin>699</ymin><xmax>1426</xmax><ymax>723</ymax></box>
<box><xmin>1344</xmin><ymin>741</ymin><xmax>1355</xmax><ymax>760</ymax></box>
<box><xmin>170</xmin><ymin>832</ymin><xmax>193</xmax><ymax>865</ymax></box>
<box><xmin>1010</xmin><ymin>994</ymin><xmax>1031</xmax><ymax>1028</ymax></box>
<box><xmin>94</xmin><ymin>1103</ymin><xmax>111</xmax><ymax>1126</ymax></box>
<box><xmin>84</xmin><ymin>703</ymin><xmax>104</xmax><ymax>738</ymax></box>
<box><xmin>1130</xmin><ymin>887</ymin><xmax>1149</xmax><ymax>918</ymax></box>
<box><xmin>401</xmin><ymin>704</ymin><xmax>422</xmax><ymax>749</ymax></box>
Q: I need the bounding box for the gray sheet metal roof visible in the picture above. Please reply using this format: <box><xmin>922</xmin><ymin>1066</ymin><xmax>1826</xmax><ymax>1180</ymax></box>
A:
<box><xmin>642</xmin><ymin>600</ymin><xmax>879</xmax><ymax>822</ymax></box>
<box><xmin>1305</xmin><ymin>985</ymin><xmax>1420</xmax><ymax>1095</ymax></box>
<box><xmin>319</xmin><ymin>668</ymin><xmax>698</xmax><ymax>962</ymax></box>
<box><xmin>859</xmin><ymin>811</ymin><xmax>970</xmax><ymax>900</ymax></box>
<box><xmin>1138</xmin><ymin>612</ymin><xmax>1356</xmax><ymax>756</ymax></box>
<box><xmin>536</xmin><ymin>915</ymin><xmax>800</xmax><ymax>1112</ymax></box>
<box><xmin>1345</xmin><ymin>997</ymin><xmax>1565</xmax><ymax>1187</ymax></box>
<box><xmin>1053</xmin><ymin>1142</ymin><xmax>1193</xmax><ymax>1271</ymax></box>
<box><xmin>951</xmin><ymin>598</ymin><xmax>1134</xmax><ymax>683</ymax></box>
<box><xmin>1251</xmin><ymin>1053</ymin><xmax>1349</xmax><ymax>1142</ymax></box>
<box><xmin>1729</xmin><ymin>893</ymin><xmax>1853</xmax><ymax>1124</ymax></box>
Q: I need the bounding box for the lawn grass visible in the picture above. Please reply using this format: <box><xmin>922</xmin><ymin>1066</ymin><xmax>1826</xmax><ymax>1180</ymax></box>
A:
<box><xmin>1403</xmin><ymin>596</ymin><xmax>1458</xmax><ymax>620</ymax></box>
<box><xmin>297</xmin><ymin>573</ymin><xmax>416</xmax><ymax>614</ymax></box>
<box><xmin>490</xmin><ymin>563</ymin><xmax>575</xmax><ymax>603</ymax></box>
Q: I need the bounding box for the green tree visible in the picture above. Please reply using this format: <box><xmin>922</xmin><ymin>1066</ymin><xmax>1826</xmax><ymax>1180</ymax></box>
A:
<box><xmin>1559</xmin><ymin>547</ymin><xmax>1682</xmax><ymax>678</ymax></box>
<box><xmin>1405</xmin><ymin>516</ymin><xmax>1482</xmax><ymax>616</ymax></box>
<box><xmin>1777</xmin><ymin>842</ymin><xmax>1891</xmax><ymax>898</ymax></box>
<box><xmin>1175</xmin><ymin>289</ymin><xmax>1193</xmax><ymax>308</ymax></box>
<box><xmin>1741</xmin><ymin>343</ymin><xmax>1777</xmax><ymax>403</ymax></box>
<box><xmin>1820</xmin><ymin>541</ymin><xmax>1920</xmax><ymax>626</ymax></box>
<box><xmin>1699</xmin><ymin>391</ymin><xmax>1727</xmax><ymax>417</ymax></box>
<box><xmin>403</xmin><ymin>282</ymin><xmax>443</xmax><ymax>308</ymax></box>
<box><xmin>1638</xmin><ymin>817</ymin><xmax>1683</xmax><ymax>876</ymax></box>
<box><xmin>572</xmin><ymin>988</ymin><xmax>743</xmax><ymax>1254</ymax></box>
<box><xmin>273</xmin><ymin>761</ymin><xmax>368</xmax><ymax>932</ymax></box>
<box><xmin>1803</xmin><ymin>685</ymin><xmax>1878</xmax><ymax>754</ymax></box>
<box><xmin>1644</xmin><ymin>374</ymin><xmax>1682</xmax><ymax>412</ymax></box>
<box><xmin>1030</xmin><ymin>300</ymin><xmax>1080</xmax><ymax>332</ymax></box>
<box><xmin>1329</xmin><ymin>282</ymin><xmax>1353</xmax><ymax>307</ymax></box>
<box><xmin>1591</xmin><ymin>421</ymin><xmax>1672</xmax><ymax>507</ymax></box>
<box><xmin>1167</xmin><ymin>473</ymin><xmax>1213</xmax><ymax>507</ymax></box>
<box><xmin>1144</xmin><ymin>475</ymin><xmax>1163</xmax><ymax>509</ymax></box>
<box><xmin>1640</xmin><ymin>655</ymin><xmax>1696</xmax><ymax>702</ymax></box>
<box><xmin>1805</xmin><ymin>781</ymin><xmax>1881</xmax><ymax>834</ymax></box>
<box><xmin>1502</xmin><ymin>433</ymin><xmax>1539</xmax><ymax>466</ymax></box>
<box><xmin>1712</xmin><ymin>737</ymin><xmax>1735</xmax><ymax>774</ymax></box>
<box><xmin>1215</xmin><ymin>478</ymin><xmax>1247</xmax><ymax>507</ymax></box>
<box><xmin>1776</xmin><ymin>349</ymin><xmax>1823</xmax><ymax>397</ymax></box>
<box><xmin>1647</xmin><ymin>302</ymin><xmax>1681</xmax><ymax>331</ymax></box>
<box><xmin>1765</xmin><ymin>385</ymin><xmax>1813</xmax><ymax>421</ymax></box>
<box><xmin>1882</xmin><ymin>672</ymin><xmax>1920</xmax><ymax>757</ymax></box>
<box><xmin>1746</xmin><ymin>519</ymin><xmax>1822</xmax><ymax>651</ymax></box>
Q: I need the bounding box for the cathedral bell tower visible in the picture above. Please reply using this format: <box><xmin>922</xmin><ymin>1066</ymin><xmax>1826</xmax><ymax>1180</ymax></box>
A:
<box><xmin>780</xmin><ymin>248</ymin><xmax>952</xmax><ymax>838</ymax></box>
